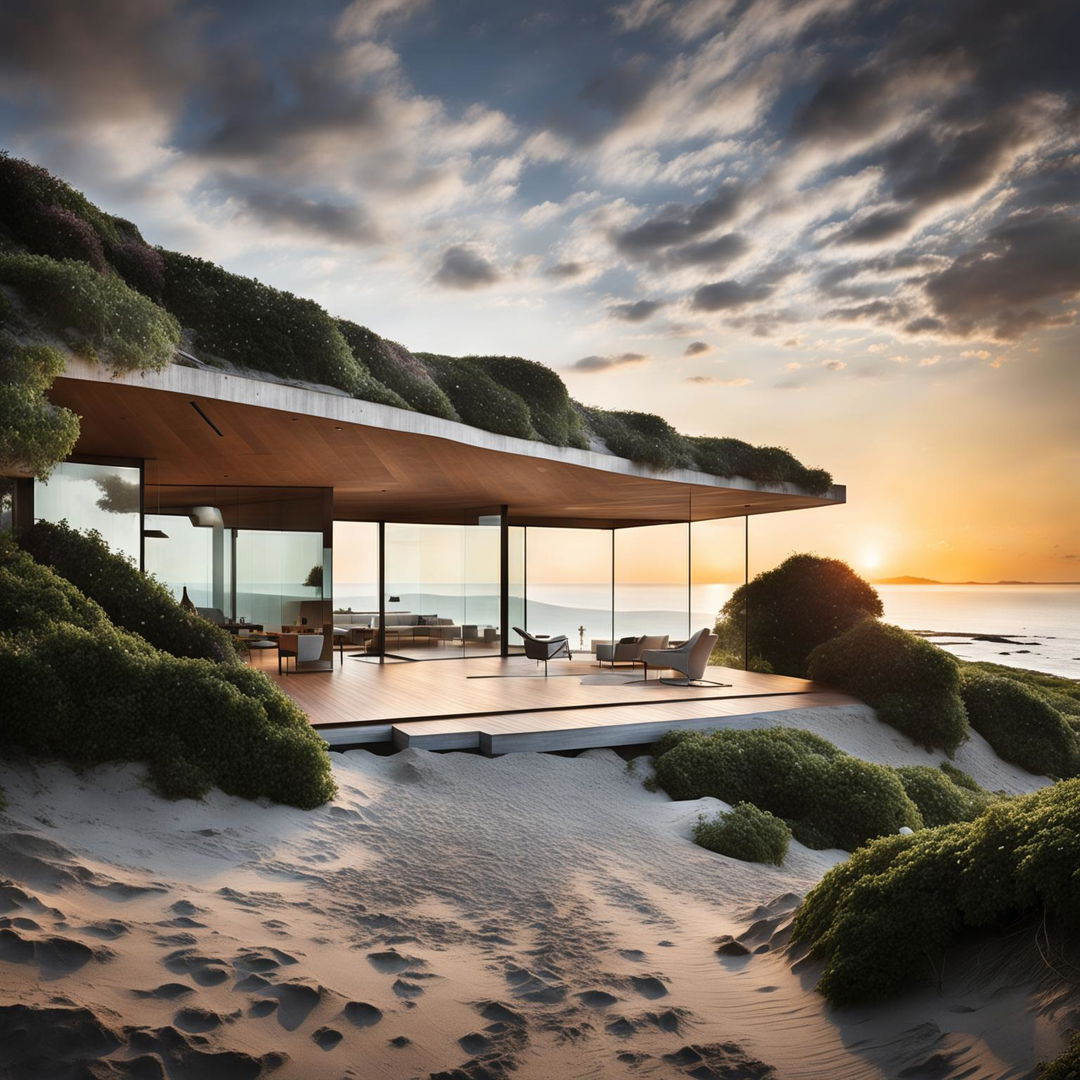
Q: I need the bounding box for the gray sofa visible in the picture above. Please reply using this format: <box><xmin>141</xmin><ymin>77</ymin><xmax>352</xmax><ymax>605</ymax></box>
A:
<box><xmin>333</xmin><ymin>612</ymin><xmax>461</xmax><ymax>648</ymax></box>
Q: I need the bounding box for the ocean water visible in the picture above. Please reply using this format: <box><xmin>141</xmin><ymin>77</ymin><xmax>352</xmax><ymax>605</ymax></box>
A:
<box><xmin>332</xmin><ymin>582</ymin><xmax>1080</xmax><ymax>679</ymax></box>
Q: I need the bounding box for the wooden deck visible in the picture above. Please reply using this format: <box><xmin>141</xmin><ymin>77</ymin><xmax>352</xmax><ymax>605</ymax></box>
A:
<box><xmin>253</xmin><ymin>650</ymin><xmax>860</xmax><ymax>754</ymax></box>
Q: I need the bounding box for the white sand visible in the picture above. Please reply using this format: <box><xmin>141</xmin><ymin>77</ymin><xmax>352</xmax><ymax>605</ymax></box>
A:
<box><xmin>0</xmin><ymin>704</ymin><xmax>1072</xmax><ymax>1079</ymax></box>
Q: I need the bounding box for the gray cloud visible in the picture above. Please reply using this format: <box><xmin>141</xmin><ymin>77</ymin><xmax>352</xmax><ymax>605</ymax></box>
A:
<box><xmin>691</xmin><ymin>279</ymin><xmax>775</xmax><ymax>312</ymax></box>
<box><xmin>434</xmin><ymin>245</ymin><xmax>500</xmax><ymax>289</ymax></box>
<box><xmin>664</xmin><ymin>232</ymin><xmax>749</xmax><ymax>268</ymax></box>
<box><xmin>684</xmin><ymin>340</ymin><xmax>712</xmax><ymax>355</ymax></box>
<box><xmin>609</xmin><ymin>298</ymin><xmax>665</xmax><ymax>322</ymax></box>
<box><xmin>218</xmin><ymin>175</ymin><xmax>379</xmax><ymax>244</ymax></box>
<box><xmin>570</xmin><ymin>352</ymin><xmax>649</xmax><ymax>372</ymax></box>
<box><xmin>545</xmin><ymin>260</ymin><xmax>587</xmax><ymax>279</ymax></box>
<box><xmin>614</xmin><ymin>182</ymin><xmax>743</xmax><ymax>256</ymax></box>
<box><xmin>923</xmin><ymin>209</ymin><xmax>1080</xmax><ymax>338</ymax></box>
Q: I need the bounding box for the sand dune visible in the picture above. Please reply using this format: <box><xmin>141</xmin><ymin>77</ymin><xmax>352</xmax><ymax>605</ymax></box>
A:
<box><xmin>0</xmin><ymin>704</ymin><xmax>1072</xmax><ymax>1078</ymax></box>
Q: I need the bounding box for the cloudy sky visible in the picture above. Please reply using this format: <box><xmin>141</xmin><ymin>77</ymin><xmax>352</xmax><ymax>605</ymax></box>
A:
<box><xmin>2</xmin><ymin>0</ymin><xmax>1077</xmax><ymax>580</ymax></box>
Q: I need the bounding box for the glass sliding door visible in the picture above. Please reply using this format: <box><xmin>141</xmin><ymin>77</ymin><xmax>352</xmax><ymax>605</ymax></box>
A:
<box><xmin>613</xmin><ymin>522</ymin><xmax>691</xmax><ymax>644</ymax></box>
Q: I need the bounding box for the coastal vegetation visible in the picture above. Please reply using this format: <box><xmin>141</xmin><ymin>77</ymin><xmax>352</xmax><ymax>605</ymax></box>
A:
<box><xmin>959</xmin><ymin>670</ymin><xmax>1080</xmax><ymax>779</ymax></box>
<box><xmin>792</xmin><ymin>778</ymin><xmax>1080</xmax><ymax>1004</ymax></box>
<box><xmin>807</xmin><ymin>619</ymin><xmax>969</xmax><ymax>753</ymax></box>
<box><xmin>0</xmin><ymin>152</ymin><xmax>832</xmax><ymax>491</ymax></box>
<box><xmin>0</xmin><ymin>531</ymin><xmax>336</xmax><ymax>808</ymax></box>
<box><xmin>652</xmin><ymin>727</ymin><xmax>924</xmax><ymax>850</ymax></box>
<box><xmin>693</xmin><ymin>801</ymin><xmax>792</xmax><ymax>865</ymax></box>
<box><xmin>714</xmin><ymin>553</ymin><xmax>883</xmax><ymax>677</ymax></box>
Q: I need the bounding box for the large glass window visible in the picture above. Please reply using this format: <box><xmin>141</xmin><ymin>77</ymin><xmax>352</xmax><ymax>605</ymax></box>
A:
<box><xmin>144</xmin><ymin>485</ymin><xmax>330</xmax><ymax>630</ymax></box>
<box><xmin>614</xmin><ymin>522</ymin><xmax>691</xmax><ymax>643</ymax></box>
<box><xmin>34</xmin><ymin>461</ymin><xmax>141</xmax><ymax>564</ymax></box>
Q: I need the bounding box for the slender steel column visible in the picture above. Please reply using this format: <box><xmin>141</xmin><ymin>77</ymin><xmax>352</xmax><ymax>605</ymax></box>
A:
<box><xmin>499</xmin><ymin>505</ymin><xmax>509</xmax><ymax>657</ymax></box>
<box><xmin>743</xmin><ymin>510</ymin><xmax>750</xmax><ymax>671</ymax></box>
<box><xmin>610</xmin><ymin>528</ymin><xmax>615</xmax><ymax>646</ymax></box>
<box><xmin>378</xmin><ymin>521</ymin><xmax>386</xmax><ymax>664</ymax></box>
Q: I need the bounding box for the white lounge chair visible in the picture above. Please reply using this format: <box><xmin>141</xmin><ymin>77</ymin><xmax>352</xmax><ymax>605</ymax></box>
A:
<box><xmin>640</xmin><ymin>628</ymin><xmax>725</xmax><ymax>686</ymax></box>
<box><xmin>596</xmin><ymin>634</ymin><xmax>669</xmax><ymax>667</ymax></box>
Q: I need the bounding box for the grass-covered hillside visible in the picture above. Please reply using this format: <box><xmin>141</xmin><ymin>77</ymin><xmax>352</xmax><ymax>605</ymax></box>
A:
<box><xmin>0</xmin><ymin>152</ymin><xmax>833</xmax><ymax>491</ymax></box>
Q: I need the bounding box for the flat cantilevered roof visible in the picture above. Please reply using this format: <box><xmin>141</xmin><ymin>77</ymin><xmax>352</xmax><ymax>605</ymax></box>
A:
<box><xmin>50</xmin><ymin>358</ymin><xmax>845</xmax><ymax>529</ymax></box>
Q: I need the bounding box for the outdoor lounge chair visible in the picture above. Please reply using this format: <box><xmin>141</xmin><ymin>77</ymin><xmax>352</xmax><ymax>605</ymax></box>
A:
<box><xmin>513</xmin><ymin>627</ymin><xmax>572</xmax><ymax>675</ymax></box>
<box><xmin>596</xmin><ymin>634</ymin><xmax>669</xmax><ymax>667</ymax></box>
<box><xmin>640</xmin><ymin>628</ymin><xmax>725</xmax><ymax>686</ymax></box>
<box><xmin>278</xmin><ymin>632</ymin><xmax>330</xmax><ymax>674</ymax></box>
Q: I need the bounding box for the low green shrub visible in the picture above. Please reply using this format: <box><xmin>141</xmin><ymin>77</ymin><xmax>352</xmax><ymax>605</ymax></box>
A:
<box><xmin>963</xmin><ymin>661</ymin><xmax>1080</xmax><ymax>719</ymax></box>
<box><xmin>421</xmin><ymin>353</ymin><xmax>537</xmax><ymax>439</ymax></box>
<box><xmin>0</xmin><ymin>538</ymin><xmax>335</xmax><ymax>808</ymax></box>
<box><xmin>694</xmin><ymin>801</ymin><xmax>791</xmax><ymax>864</ymax></box>
<box><xmin>652</xmin><ymin>727</ymin><xmax>921</xmax><ymax>850</ymax></box>
<box><xmin>689</xmin><ymin>437</ymin><xmax>833</xmax><ymax>494</ymax></box>
<box><xmin>894</xmin><ymin>765</ymin><xmax>995</xmax><ymax>826</ymax></box>
<box><xmin>0</xmin><ymin>341</ymin><xmax>79</xmax><ymax>477</ymax></box>
<box><xmin>792</xmin><ymin>779</ymin><xmax>1080</xmax><ymax>1004</ymax></box>
<box><xmin>20</xmin><ymin>521</ymin><xmax>236</xmax><ymax>663</ymax></box>
<box><xmin>339</xmin><ymin>322</ymin><xmax>454</xmax><ymax>417</ymax></box>
<box><xmin>474</xmin><ymin>355</ymin><xmax>588</xmax><ymax>447</ymax></box>
<box><xmin>808</xmin><ymin>620</ymin><xmax>968</xmax><ymax>753</ymax></box>
<box><xmin>716</xmin><ymin>554</ymin><xmax>883</xmax><ymax>678</ymax></box>
<box><xmin>582</xmin><ymin>407</ymin><xmax>693</xmax><ymax>470</ymax></box>
<box><xmin>938</xmin><ymin>760</ymin><xmax>983</xmax><ymax>792</ymax></box>
<box><xmin>0</xmin><ymin>253</ymin><xmax>180</xmax><ymax>372</ymax></box>
<box><xmin>960</xmin><ymin>671</ymin><xmax>1079</xmax><ymax>778</ymax></box>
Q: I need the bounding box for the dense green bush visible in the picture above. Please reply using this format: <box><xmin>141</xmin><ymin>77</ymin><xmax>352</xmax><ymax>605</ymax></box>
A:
<box><xmin>963</xmin><ymin>661</ymin><xmax>1080</xmax><ymax>720</ymax></box>
<box><xmin>421</xmin><ymin>353</ymin><xmax>537</xmax><ymax>439</ymax></box>
<box><xmin>160</xmin><ymin>250</ymin><xmax>364</xmax><ymax>394</ymax></box>
<box><xmin>0</xmin><ymin>340</ymin><xmax>79</xmax><ymax>477</ymax></box>
<box><xmin>20</xmin><ymin>521</ymin><xmax>236</xmax><ymax>664</ymax></box>
<box><xmin>792</xmin><ymin>779</ymin><xmax>1080</xmax><ymax>1004</ymax></box>
<box><xmin>0</xmin><ymin>253</ymin><xmax>180</xmax><ymax>372</ymax></box>
<box><xmin>474</xmin><ymin>355</ymin><xmax>588</xmax><ymax>447</ymax></box>
<box><xmin>716</xmin><ymin>554</ymin><xmax>883</xmax><ymax>678</ymax></box>
<box><xmin>693</xmin><ymin>801</ymin><xmax>791</xmax><ymax>864</ymax></box>
<box><xmin>1040</xmin><ymin>1034</ymin><xmax>1080</xmax><ymax>1079</ymax></box>
<box><xmin>808</xmin><ymin>620</ymin><xmax>968</xmax><ymax>753</ymax></box>
<box><xmin>652</xmin><ymin>727</ymin><xmax>921</xmax><ymax>850</ymax></box>
<box><xmin>0</xmin><ymin>537</ymin><xmax>335</xmax><ymax>808</ymax></box>
<box><xmin>582</xmin><ymin>407</ymin><xmax>692</xmax><ymax>470</ymax></box>
<box><xmin>960</xmin><ymin>671</ymin><xmax>1079</xmax><ymax>778</ymax></box>
<box><xmin>338</xmin><ymin>321</ymin><xmax>454</xmax><ymax>416</ymax></box>
<box><xmin>894</xmin><ymin>765</ymin><xmax>995</xmax><ymax>826</ymax></box>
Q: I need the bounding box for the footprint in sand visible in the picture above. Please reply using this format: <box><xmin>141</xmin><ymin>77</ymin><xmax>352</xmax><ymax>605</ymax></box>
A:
<box><xmin>618</xmin><ymin>949</ymin><xmax>647</xmax><ymax>963</ymax></box>
<box><xmin>132</xmin><ymin>983</ymin><xmax>195</xmax><ymax>1001</ymax></box>
<box><xmin>458</xmin><ymin>1032</ymin><xmax>492</xmax><ymax>1055</ymax></box>
<box><xmin>342</xmin><ymin>1001</ymin><xmax>383</xmax><ymax>1028</ymax></box>
<box><xmin>79</xmin><ymin>919</ymin><xmax>130</xmax><ymax>940</ymax></box>
<box><xmin>392</xmin><ymin>979</ymin><xmax>425</xmax><ymax>999</ymax></box>
<box><xmin>249</xmin><ymin>999</ymin><xmax>279</xmax><ymax>1018</ymax></box>
<box><xmin>577</xmin><ymin>990</ymin><xmax>619</xmax><ymax>1009</ymax></box>
<box><xmin>366</xmin><ymin>949</ymin><xmax>422</xmax><ymax>974</ymax></box>
<box><xmin>162</xmin><ymin>948</ymin><xmax>230</xmax><ymax>986</ymax></box>
<box><xmin>312</xmin><ymin>1026</ymin><xmax>343</xmax><ymax>1050</ymax></box>
<box><xmin>504</xmin><ymin>966</ymin><xmax>566</xmax><ymax>1004</ymax></box>
<box><xmin>628</xmin><ymin>975</ymin><xmax>668</xmax><ymax>1000</ymax></box>
<box><xmin>268</xmin><ymin>981</ymin><xmax>324</xmax><ymax>1030</ymax></box>
<box><xmin>174</xmin><ymin>1005</ymin><xmax>235</xmax><ymax>1033</ymax></box>
<box><xmin>0</xmin><ymin>927</ymin><xmax>105</xmax><ymax>976</ymax></box>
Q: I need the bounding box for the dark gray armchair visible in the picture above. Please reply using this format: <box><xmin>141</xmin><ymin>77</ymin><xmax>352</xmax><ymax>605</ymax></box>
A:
<box><xmin>513</xmin><ymin>627</ymin><xmax>572</xmax><ymax>675</ymax></box>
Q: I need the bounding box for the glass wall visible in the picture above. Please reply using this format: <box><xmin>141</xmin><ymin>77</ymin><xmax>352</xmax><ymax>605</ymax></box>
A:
<box><xmin>614</xmin><ymin>522</ymin><xmax>691</xmax><ymax>643</ymax></box>
<box><xmin>507</xmin><ymin>525</ymin><xmax>525</xmax><ymax>652</ymax></box>
<box><xmin>381</xmin><ymin>515</ymin><xmax>503</xmax><ymax>658</ymax></box>
<box><xmin>333</xmin><ymin>521</ymin><xmax>379</xmax><ymax>614</ymax></box>
<box><xmin>517</xmin><ymin>526</ymin><xmax>613</xmax><ymax>653</ymax></box>
<box><xmin>34</xmin><ymin>460</ymin><xmax>141</xmax><ymax>564</ymax></box>
<box><xmin>144</xmin><ymin>485</ymin><xmax>330</xmax><ymax>630</ymax></box>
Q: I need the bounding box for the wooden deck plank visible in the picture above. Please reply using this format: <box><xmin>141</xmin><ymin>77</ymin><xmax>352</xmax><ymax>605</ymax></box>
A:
<box><xmin>250</xmin><ymin>650</ymin><xmax>859</xmax><ymax>753</ymax></box>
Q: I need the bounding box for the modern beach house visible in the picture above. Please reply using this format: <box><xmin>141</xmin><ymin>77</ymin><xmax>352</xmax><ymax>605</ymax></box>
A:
<box><xmin>3</xmin><ymin>356</ymin><xmax>853</xmax><ymax>751</ymax></box>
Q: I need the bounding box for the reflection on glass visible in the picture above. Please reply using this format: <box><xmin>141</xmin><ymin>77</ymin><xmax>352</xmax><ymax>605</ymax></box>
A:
<box><xmin>520</xmin><ymin>526</ymin><xmax>613</xmax><ymax>652</ymax></box>
<box><xmin>34</xmin><ymin>461</ymin><xmax>141</xmax><ymax>564</ymax></box>
<box><xmin>691</xmin><ymin>517</ymin><xmax>748</xmax><ymax>667</ymax></box>
<box><xmin>236</xmin><ymin>529</ymin><xmax>323</xmax><ymax>630</ymax></box>
<box><xmin>615</xmin><ymin>523</ymin><xmax>691</xmax><ymax>643</ymax></box>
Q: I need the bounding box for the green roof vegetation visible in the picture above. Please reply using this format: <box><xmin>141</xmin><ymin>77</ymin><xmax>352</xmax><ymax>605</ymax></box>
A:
<box><xmin>0</xmin><ymin>151</ymin><xmax>833</xmax><ymax>491</ymax></box>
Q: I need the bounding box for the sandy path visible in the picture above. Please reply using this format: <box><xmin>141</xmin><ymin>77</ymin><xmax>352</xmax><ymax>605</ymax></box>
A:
<box><xmin>0</xmin><ymin>715</ymin><xmax>1070</xmax><ymax>1079</ymax></box>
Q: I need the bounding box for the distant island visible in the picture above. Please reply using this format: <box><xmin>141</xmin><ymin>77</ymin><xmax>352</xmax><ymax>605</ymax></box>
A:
<box><xmin>875</xmin><ymin>576</ymin><xmax>1080</xmax><ymax>586</ymax></box>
